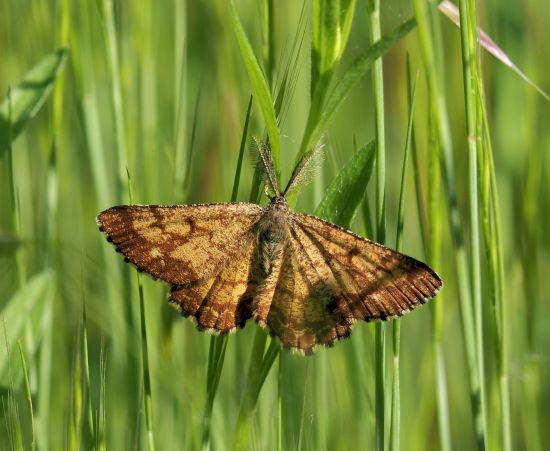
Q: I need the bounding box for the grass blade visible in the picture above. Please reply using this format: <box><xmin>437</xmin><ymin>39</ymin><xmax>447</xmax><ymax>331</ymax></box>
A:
<box><xmin>82</xmin><ymin>307</ymin><xmax>95</xmax><ymax>448</ymax></box>
<box><xmin>137</xmin><ymin>273</ymin><xmax>155</xmax><ymax>451</ymax></box>
<box><xmin>365</xmin><ymin>2</ymin><xmax>388</xmax><ymax>449</ymax></box>
<box><xmin>478</xmin><ymin>74</ymin><xmax>512</xmax><ymax>451</ymax></box>
<box><xmin>68</xmin><ymin>319</ymin><xmax>84</xmax><ymax>450</ymax></box>
<box><xmin>127</xmin><ymin>170</ymin><xmax>155</xmax><ymax>451</ymax></box>
<box><xmin>99</xmin><ymin>0</ymin><xmax>129</xmax><ymax>202</ymax></box>
<box><xmin>438</xmin><ymin>0</ymin><xmax>550</xmax><ymax>102</ymax></box>
<box><xmin>412</xmin><ymin>0</ymin><xmax>482</xmax><ymax>447</ymax></box>
<box><xmin>311</xmin><ymin>0</ymin><xmax>356</xmax><ymax>105</ymax></box>
<box><xmin>261</xmin><ymin>0</ymin><xmax>275</xmax><ymax>86</ymax></box>
<box><xmin>314</xmin><ymin>140</ymin><xmax>375</xmax><ymax>227</ymax></box>
<box><xmin>231</xmin><ymin>95</ymin><xmax>254</xmax><ymax>202</ymax></box>
<box><xmin>457</xmin><ymin>1</ymin><xmax>488</xmax><ymax>448</ymax></box>
<box><xmin>233</xmin><ymin>330</ymin><xmax>269</xmax><ymax>450</ymax></box>
<box><xmin>0</xmin><ymin>48</ymin><xmax>68</xmax><ymax>156</ymax></box>
<box><xmin>97</xmin><ymin>343</ymin><xmax>107</xmax><ymax>451</ymax></box>
<box><xmin>230</xmin><ymin>1</ymin><xmax>281</xmax><ymax>172</ymax></box>
<box><xmin>389</xmin><ymin>66</ymin><xmax>418</xmax><ymax>451</ymax></box>
<box><xmin>305</xmin><ymin>0</ymin><xmax>357</xmax><ymax>164</ymax></box>
<box><xmin>2</xmin><ymin>322</ymin><xmax>24</xmax><ymax>451</ymax></box>
<box><xmin>300</xmin><ymin>17</ymin><xmax>416</xmax><ymax>157</ymax></box>
<box><xmin>424</xmin><ymin>35</ymin><xmax>452</xmax><ymax>451</ymax></box>
<box><xmin>17</xmin><ymin>341</ymin><xmax>35</xmax><ymax>451</ymax></box>
<box><xmin>0</xmin><ymin>271</ymin><xmax>54</xmax><ymax>385</ymax></box>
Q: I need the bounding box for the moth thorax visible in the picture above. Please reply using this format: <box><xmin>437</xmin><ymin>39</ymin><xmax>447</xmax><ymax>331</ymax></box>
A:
<box><xmin>257</xmin><ymin>210</ymin><xmax>287</xmax><ymax>277</ymax></box>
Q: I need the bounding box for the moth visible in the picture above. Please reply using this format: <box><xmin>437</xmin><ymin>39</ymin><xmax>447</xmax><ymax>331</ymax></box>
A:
<box><xmin>97</xmin><ymin>143</ymin><xmax>442</xmax><ymax>354</ymax></box>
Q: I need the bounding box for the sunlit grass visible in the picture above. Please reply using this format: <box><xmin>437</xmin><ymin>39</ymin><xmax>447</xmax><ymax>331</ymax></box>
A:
<box><xmin>1</xmin><ymin>1</ymin><xmax>549</xmax><ymax>450</ymax></box>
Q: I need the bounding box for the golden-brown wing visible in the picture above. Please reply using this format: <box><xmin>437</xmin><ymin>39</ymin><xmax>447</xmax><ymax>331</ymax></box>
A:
<box><xmin>169</xmin><ymin>233</ymin><xmax>257</xmax><ymax>334</ymax></box>
<box><xmin>97</xmin><ymin>203</ymin><xmax>263</xmax><ymax>284</ymax></box>
<box><xmin>251</xmin><ymin>210</ymin><xmax>441</xmax><ymax>354</ymax></box>
<box><xmin>290</xmin><ymin>212</ymin><xmax>442</xmax><ymax>322</ymax></box>
<box><xmin>252</xmin><ymin>235</ymin><xmax>353</xmax><ymax>355</ymax></box>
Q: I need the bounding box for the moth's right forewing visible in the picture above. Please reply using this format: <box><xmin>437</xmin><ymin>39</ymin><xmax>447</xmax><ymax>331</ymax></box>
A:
<box><xmin>97</xmin><ymin>203</ymin><xmax>263</xmax><ymax>284</ymax></box>
<box><xmin>291</xmin><ymin>212</ymin><xmax>442</xmax><ymax>320</ymax></box>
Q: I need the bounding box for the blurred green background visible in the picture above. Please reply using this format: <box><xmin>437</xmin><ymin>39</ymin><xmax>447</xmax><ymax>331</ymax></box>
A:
<box><xmin>0</xmin><ymin>1</ymin><xmax>549</xmax><ymax>450</ymax></box>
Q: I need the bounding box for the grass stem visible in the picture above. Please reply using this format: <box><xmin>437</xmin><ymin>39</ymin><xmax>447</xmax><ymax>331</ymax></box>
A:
<box><xmin>137</xmin><ymin>275</ymin><xmax>155</xmax><ymax>451</ymax></box>
<box><xmin>457</xmin><ymin>1</ymin><xmax>488</xmax><ymax>448</ymax></box>
<box><xmin>128</xmin><ymin>171</ymin><xmax>155</xmax><ymax>451</ymax></box>
<box><xmin>18</xmin><ymin>341</ymin><xmax>35</xmax><ymax>451</ymax></box>
<box><xmin>101</xmin><ymin>0</ymin><xmax>129</xmax><ymax>202</ymax></box>
<box><xmin>390</xmin><ymin>65</ymin><xmax>418</xmax><ymax>451</ymax></box>
<box><xmin>412</xmin><ymin>0</ymin><xmax>484</xmax><ymax>448</ymax></box>
<box><xmin>81</xmin><ymin>307</ymin><xmax>95</xmax><ymax>448</ymax></box>
<box><xmin>366</xmin><ymin>1</ymin><xmax>387</xmax><ymax>448</ymax></box>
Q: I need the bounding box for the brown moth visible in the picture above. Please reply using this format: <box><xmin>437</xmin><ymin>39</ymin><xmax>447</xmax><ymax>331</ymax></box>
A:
<box><xmin>97</xmin><ymin>143</ymin><xmax>442</xmax><ymax>354</ymax></box>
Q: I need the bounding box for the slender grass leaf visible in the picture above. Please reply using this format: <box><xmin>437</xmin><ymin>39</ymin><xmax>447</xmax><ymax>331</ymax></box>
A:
<box><xmin>231</xmin><ymin>95</ymin><xmax>254</xmax><ymax>202</ymax></box>
<box><xmin>304</xmin><ymin>0</ymin><xmax>356</xmax><ymax>165</ymax></box>
<box><xmin>311</xmin><ymin>0</ymin><xmax>356</xmax><ymax>97</ymax></box>
<box><xmin>390</xmin><ymin>66</ymin><xmax>419</xmax><ymax>451</ymax></box>
<box><xmin>254</xmin><ymin>340</ymin><xmax>280</xmax><ymax>399</ymax></box>
<box><xmin>479</xmin><ymin>93</ymin><xmax>512</xmax><ymax>451</ymax></box>
<box><xmin>413</xmin><ymin>0</ymin><xmax>480</xmax><ymax>448</ymax></box>
<box><xmin>315</xmin><ymin>140</ymin><xmax>376</xmax><ymax>227</ymax></box>
<box><xmin>0</xmin><ymin>49</ymin><xmax>68</xmax><ymax>157</ymax></box>
<box><xmin>230</xmin><ymin>2</ymin><xmax>281</xmax><ymax>171</ymax></box>
<box><xmin>274</xmin><ymin>1</ymin><xmax>307</xmax><ymax>128</ymax></box>
<box><xmin>455</xmin><ymin>0</ymin><xmax>489</xmax><ymax>447</ymax></box>
<box><xmin>81</xmin><ymin>308</ymin><xmax>95</xmax><ymax>447</ymax></box>
<box><xmin>233</xmin><ymin>328</ymin><xmax>269</xmax><ymax>450</ymax></box>
<box><xmin>396</xmin><ymin>69</ymin><xmax>418</xmax><ymax>251</ymax></box>
<box><xmin>301</xmin><ymin>19</ymin><xmax>415</xmax><ymax>156</ymax></box>
<box><xmin>18</xmin><ymin>341</ymin><xmax>36</xmax><ymax>451</ymax></box>
<box><xmin>126</xmin><ymin>165</ymin><xmax>155</xmax><ymax>450</ymax></box>
<box><xmin>439</xmin><ymin>0</ymin><xmax>550</xmax><ymax>102</ymax></box>
<box><xmin>0</xmin><ymin>270</ymin><xmax>55</xmax><ymax>386</ymax></box>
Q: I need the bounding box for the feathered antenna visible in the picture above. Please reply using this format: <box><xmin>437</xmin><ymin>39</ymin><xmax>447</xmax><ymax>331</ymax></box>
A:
<box><xmin>283</xmin><ymin>144</ymin><xmax>324</xmax><ymax>197</ymax></box>
<box><xmin>253</xmin><ymin>137</ymin><xmax>281</xmax><ymax>197</ymax></box>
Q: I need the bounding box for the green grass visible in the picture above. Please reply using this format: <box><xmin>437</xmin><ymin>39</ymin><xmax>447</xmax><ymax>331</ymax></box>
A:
<box><xmin>1</xmin><ymin>1</ymin><xmax>549</xmax><ymax>450</ymax></box>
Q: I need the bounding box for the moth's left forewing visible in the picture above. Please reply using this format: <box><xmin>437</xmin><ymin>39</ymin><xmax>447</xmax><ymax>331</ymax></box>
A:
<box><xmin>97</xmin><ymin>203</ymin><xmax>263</xmax><ymax>284</ymax></box>
<box><xmin>290</xmin><ymin>212</ymin><xmax>442</xmax><ymax>321</ymax></box>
